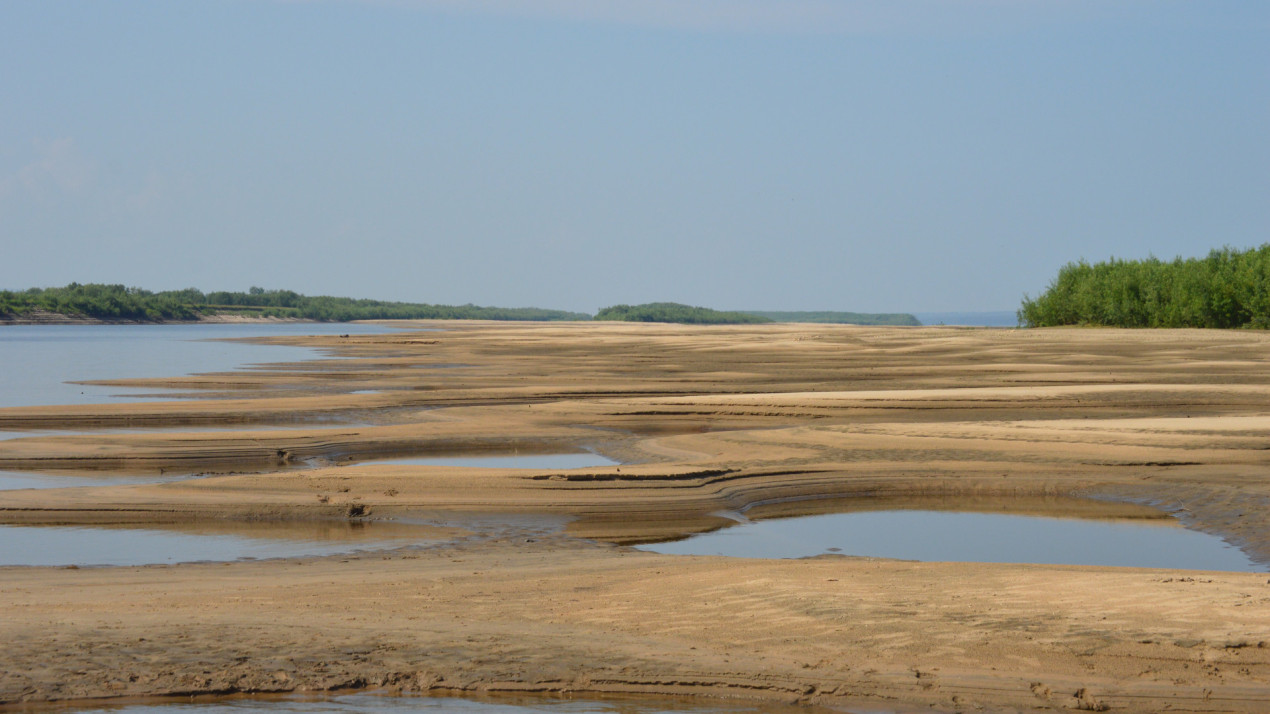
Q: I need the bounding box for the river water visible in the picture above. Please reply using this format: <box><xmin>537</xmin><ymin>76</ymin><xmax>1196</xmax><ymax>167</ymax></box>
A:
<box><xmin>911</xmin><ymin>310</ymin><xmax>1018</xmax><ymax>327</ymax></box>
<box><xmin>0</xmin><ymin>322</ymin><xmax>400</xmax><ymax>409</ymax></box>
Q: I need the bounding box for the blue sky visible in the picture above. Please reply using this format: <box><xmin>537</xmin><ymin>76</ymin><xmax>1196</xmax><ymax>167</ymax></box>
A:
<box><xmin>1</xmin><ymin>1</ymin><xmax>1266</xmax><ymax>314</ymax></box>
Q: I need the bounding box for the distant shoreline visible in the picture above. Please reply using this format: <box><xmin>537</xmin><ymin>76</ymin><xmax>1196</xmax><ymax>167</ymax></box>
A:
<box><xmin>0</xmin><ymin>310</ymin><xmax>326</xmax><ymax>326</ymax></box>
<box><xmin>911</xmin><ymin>310</ymin><xmax>1019</xmax><ymax>327</ymax></box>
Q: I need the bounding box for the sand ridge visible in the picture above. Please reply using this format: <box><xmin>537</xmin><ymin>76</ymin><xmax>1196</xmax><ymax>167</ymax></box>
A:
<box><xmin>2</xmin><ymin>321</ymin><xmax>1270</xmax><ymax>712</ymax></box>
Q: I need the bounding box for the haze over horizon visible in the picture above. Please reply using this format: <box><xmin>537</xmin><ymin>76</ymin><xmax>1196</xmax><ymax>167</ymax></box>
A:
<box><xmin>2</xmin><ymin>1</ymin><xmax>1266</xmax><ymax>315</ymax></box>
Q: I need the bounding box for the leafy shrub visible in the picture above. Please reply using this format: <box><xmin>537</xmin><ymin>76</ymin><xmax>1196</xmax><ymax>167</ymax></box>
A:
<box><xmin>1020</xmin><ymin>245</ymin><xmax>1270</xmax><ymax>328</ymax></box>
<box><xmin>595</xmin><ymin>303</ymin><xmax>772</xmax><ymax>325</ymax></box>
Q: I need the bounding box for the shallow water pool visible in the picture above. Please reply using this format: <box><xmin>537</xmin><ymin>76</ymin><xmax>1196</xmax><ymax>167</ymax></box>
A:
<box><xmin>0</xmin><ymin>469</ymin><xmax>200</xmax><ymax>491</ymax></box>
<box><xmin>637</xmin><ymin>509</ymin><xmax>1264</xmax><ymax>572</ymax></box>
<box><xmin>363</xmin><ymin>453</ymin><xmax>619</xmax><ymax>469</ymax></box>
<box><xmin>0</xmin><ymin>521</ymin><xmax>442</xmax><ymax>567</ymax></box>
<box><xmin>70</xmin><ymin>692</ymin><xmax>861</xmax><ymax>714</ymax></box>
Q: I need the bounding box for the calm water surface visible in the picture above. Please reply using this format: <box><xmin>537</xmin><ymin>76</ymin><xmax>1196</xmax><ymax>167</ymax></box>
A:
<box><xmin>0</xmin><ymin>469</ymin><xmax>204</xmax><ymax>490</ymax></box>
<box><xmin>364</xmin><ymin>453</ymin><xmax>619</xmax><ymax>469</ymax></box>
<box><xmin>71</xmin><ymin>693</ymin><xmax>862</xmax><ymax>714</ymax></box>
<box><xmin>0</xmin><ymin>522</ymin><xmax>440</xmax><ymax>567</ymax></box>
<box><xmin>0</xmin><ymin>323</ymin><xmax>401</xmax><ymax>408</ymax></box>
<box><xmin>911</xmin><ymin>311</ymin><xmax>1017</xmax><ymax>327</ymax></box>
<box><xmin>638</xmin><ymin>510</ymin><xmax>1264</xmax><ymax>572</ymax></box>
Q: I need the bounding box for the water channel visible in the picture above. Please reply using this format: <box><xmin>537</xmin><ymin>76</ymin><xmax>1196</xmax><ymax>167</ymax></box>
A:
<box><xmin>68</xmin><ymin>692</ymin><xmax>863</xmax><ymax>714</ymax></box>
<box><xmin>0</xmin><ymin>322</ymin><xmax>406</xmax><ymax>491</ymax></box>
<box><xmin>0</xmin><ymin>521</ymin><xmax>446</xmax><ymax>567</ymax></box>
<box><xmin>364</xmin><ymin>453</ymin><xmax>619</xmax><ymax>469</ymax></box>
<box><xmin>0</xmin><ymin>468</ymin><xmax>201</xmax><ymax>490</ymax></box>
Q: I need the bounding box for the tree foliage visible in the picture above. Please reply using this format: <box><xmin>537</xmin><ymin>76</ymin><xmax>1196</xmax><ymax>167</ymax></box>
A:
<box><xmin>0</xmin><ymin>284</ymin><xmax>590</xmax><ymax>322</ymax></box>
<box><xmin>1019</xmin><ymin>245</ymin><xmax>1270</xmax><ymax>328</ymax></box>
<box><xmin>594</xmin><ymin>302</ymin><xmax>772</xmax><ymax>325</ymax></box>
<box><xmin>0</xmin><ymin>284</ymin><xmax>202</xmax><ymax>321</ymax></box>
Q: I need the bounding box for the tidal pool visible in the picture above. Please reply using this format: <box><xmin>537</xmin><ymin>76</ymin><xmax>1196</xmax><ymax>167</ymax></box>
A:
<box><xmin>637</xmin><ymin>509</ymin><xmax>1263</xmax><ymax>572</ymax></box>
<box><xmin>362</xmin><ymin>453</ymin><xmax>619</xmax><ymax>469</ymax></box>
<box><xmin>0</xmin><ymin>521</ymin><xmax>445</xmax><ymax>567</ymax></box>
<box><xmin>70</xmin><ymin>692</ymin><xmax>854</xmax><ymax>714</ymax></box>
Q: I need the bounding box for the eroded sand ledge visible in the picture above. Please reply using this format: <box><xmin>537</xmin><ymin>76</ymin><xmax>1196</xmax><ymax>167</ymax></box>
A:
<box><xmin>2</xmin><ymin>322</ymin><xmax>1270</xmax><ymax>712</ymax></box>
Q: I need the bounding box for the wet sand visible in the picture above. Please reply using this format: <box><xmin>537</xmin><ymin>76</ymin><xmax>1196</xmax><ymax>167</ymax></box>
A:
<box><xmin>2</xmin><ymin>322</ymin><xmax>1270</xmax><ymax>712</ymax></box>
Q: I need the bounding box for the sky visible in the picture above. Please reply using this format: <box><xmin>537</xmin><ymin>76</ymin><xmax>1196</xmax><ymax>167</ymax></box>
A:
<box><xmin>1</xmin><ymin>1</ymin><xmax>1266</xmax><ymax>315</ymax></box>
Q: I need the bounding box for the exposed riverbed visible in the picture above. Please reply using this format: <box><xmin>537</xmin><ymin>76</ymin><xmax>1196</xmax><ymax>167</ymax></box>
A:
<box><xmin>3</xmin><ymin>322</ymin><xmax>1270</xmax><ymax>713</ymax></box>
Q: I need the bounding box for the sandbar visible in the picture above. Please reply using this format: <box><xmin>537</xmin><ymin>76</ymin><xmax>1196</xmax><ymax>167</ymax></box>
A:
<box><xmin>2</xmin><ymin>322</ymin><xmax>1269</xmax><ymax>712</ymax></box>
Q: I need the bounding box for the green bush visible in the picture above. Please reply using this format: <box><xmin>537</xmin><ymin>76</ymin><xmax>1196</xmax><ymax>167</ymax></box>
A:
<box><xmin>594</xmin><ymin>303</ymin><xmax>772</xmax><ymax>325</ymax></box>
<box><xmin>1020</xmin><ymin>245</ymin><xmax>1270</xmax><ymax>328</ymax></box>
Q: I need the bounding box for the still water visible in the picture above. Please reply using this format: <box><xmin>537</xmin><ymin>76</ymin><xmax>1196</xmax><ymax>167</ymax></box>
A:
<box><xmin>0</xmin><ymin>521</ymin><xmax>442</xmax><ymax>567</ymax></box>
<box><xmin>0</xmin><ymin>323</ymin><xmax>400</xmax><ymax>408</ymax></box>
<box><xmin>364</xmin><ymin>453</ymin><xmax>619</xmax><ymax>469</ymax></box>
<box><xmin>70</xmin><ymin>693</ymin><xmax>857</xmax><ymax>714</ymax></box>
<box><xmin>638</xmin><ymin>510</ymin><xmax>1264</xmax><ymax>572</ymax></box>
<box><xmin>911</xmin><ymin>311</ymin><xmax>1017</xmax><ymax>327</ymax></box>
<box><xmin>0</xmin><ymin>468</ymin><xmax>203</xmax><ymax>490</ymax></box>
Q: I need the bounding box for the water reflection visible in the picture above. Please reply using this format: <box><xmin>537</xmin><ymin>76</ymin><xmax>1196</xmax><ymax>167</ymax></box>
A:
<box><xmin>638</xmin><ymin>508</ymin><xmax>1264</xmax><ymax>572</ymax></box>
<box><xmin>362</xmin><ymin>453</ymin><xmax>618</xmax><ymax>469</ymax></box>
<box><xmin>0</xmin><ymin>469</ymin><xmax>200</xmax><ymax>490</ymax></box>
<box><xmin>72</xmin><ymin>692</ymin><xmax>854</xmax><ymax>714</ymax></box>
<box><xmin>0</xmin><ymin>520</ymin><xmax>451</xmax><ymax>567</ymax></box>
<box><xmin>0</xmin><ymin>323</ymin><xmax>402</xmax><ymax>408</ymax></box>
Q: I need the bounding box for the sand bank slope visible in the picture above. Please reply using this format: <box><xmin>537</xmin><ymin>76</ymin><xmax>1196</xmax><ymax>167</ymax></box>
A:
<box><xmin>3</xmin><ymin>322</ymin><xmax>1270</xmax><ymax>711</ymax></box>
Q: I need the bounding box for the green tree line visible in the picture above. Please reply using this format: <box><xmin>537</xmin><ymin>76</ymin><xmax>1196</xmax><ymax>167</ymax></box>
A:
<box><xmin>0</xmin><ymin>284</ymin><xmax>590</xmax><ymax>322</ymax></box>
<box><xmin>1019</xmin><ymin>245</ymin><xmax>1270</xmax><ymax>328</ymax></box>
<box><xmin>594</xmin><ymin>303</ymin><xmax>772</xmax><ymax>325</ymax></box>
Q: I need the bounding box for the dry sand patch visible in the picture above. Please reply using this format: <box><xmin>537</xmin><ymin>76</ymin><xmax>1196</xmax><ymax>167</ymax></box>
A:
<box><xmin>2</xmin><ymin>322</ymin><xmax>1270</xmax><ymax>711</ymax></box>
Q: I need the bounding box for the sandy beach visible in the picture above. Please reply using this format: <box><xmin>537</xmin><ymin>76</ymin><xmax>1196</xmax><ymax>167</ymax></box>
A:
<box><xmin>2</xmin><ymin>321</ymin><xmax>1269</xmax><ymax>712</ymax></box>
